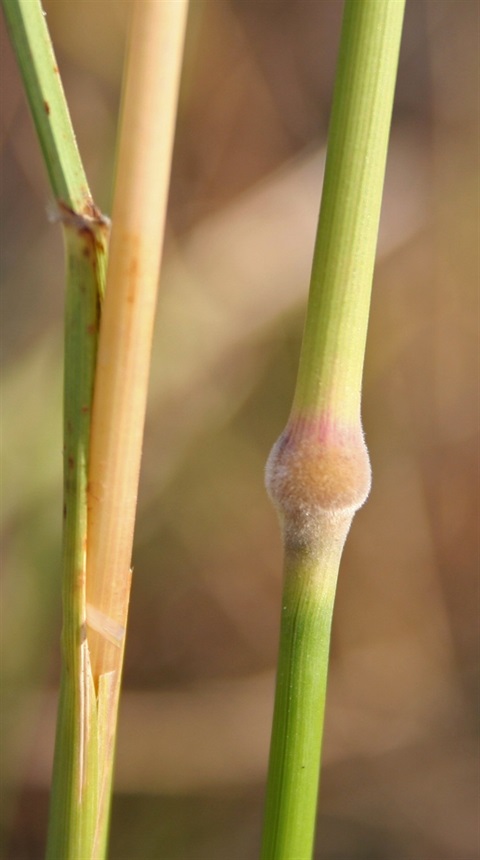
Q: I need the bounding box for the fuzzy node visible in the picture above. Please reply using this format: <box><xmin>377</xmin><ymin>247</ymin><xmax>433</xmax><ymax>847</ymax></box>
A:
<box><xmin>265</xmin><ymin>425</ymin><xmax>371</xmax><ymax>546</ymax></box>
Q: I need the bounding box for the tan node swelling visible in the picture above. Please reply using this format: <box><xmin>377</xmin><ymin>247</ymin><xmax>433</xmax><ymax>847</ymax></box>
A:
<box><xmin>265</xmin><ymin>425</ymin><xmax>371</xmax><ymax>547</ymax></box>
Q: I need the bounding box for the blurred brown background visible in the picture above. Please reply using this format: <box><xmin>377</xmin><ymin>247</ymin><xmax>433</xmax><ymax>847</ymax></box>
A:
<box><xmin>1</xmin><ymin>1</ymin><xmax>478</xmax><ymax>858</ymax></box>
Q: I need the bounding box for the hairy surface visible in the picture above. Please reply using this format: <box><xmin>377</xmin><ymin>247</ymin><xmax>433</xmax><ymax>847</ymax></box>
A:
<box><xmin>265</xmin><ymin>418</ymin><xmax>371</xmax><ymax>548</ymax></box>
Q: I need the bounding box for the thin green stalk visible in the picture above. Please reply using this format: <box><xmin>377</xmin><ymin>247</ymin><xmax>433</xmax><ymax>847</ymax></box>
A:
<box><xmin>261</xmin><ymin>2</ymin><xmax>405</xmax><ymax>858</ymax></box>
<box><xmin>3</xmin><ymin>0</ymin><xmax>109</xmax><ymax>855</ymax></box>
<box><xmin>47</xmin><ymin>216</ymin><xmax>108</xmax><ymax>859</ymax></box>
<box><xmin>2</xmin><ymin>0</ymin><xmax>91</xmax><ymax>210</ymax></box>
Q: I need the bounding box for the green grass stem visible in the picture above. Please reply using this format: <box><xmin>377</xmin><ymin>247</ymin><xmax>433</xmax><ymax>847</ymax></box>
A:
<box><xmin>2</xmin><ymin>0</ymin><xmax>110</xmax><ymax>855</ymax></box>
<box><xmin>2</xmin><ymin>0</ymin><xmax>91</xmax><ymax>210</ymax></box>
<box><xmin>261</xmin><ymin>2</ymin><xmax>405</xmax><ymax>858</ymax></box>
<box><xmin>294</xmin><ymin>0</ymin><xmax>406</xmax><ymax>425</ymax></box>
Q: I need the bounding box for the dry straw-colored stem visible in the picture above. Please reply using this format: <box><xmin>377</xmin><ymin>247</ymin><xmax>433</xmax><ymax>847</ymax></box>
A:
<box><xmin>82</xmin><ymin>5</ymin><xmax>189</xmax><ymax>847</ymax></box>
<box><xmin>86</xmin><ymin>0</ymin><xmax>188</xmax><ymax>683</ymax></box>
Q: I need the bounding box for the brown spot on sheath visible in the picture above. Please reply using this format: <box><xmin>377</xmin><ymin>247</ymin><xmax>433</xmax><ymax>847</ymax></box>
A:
<box><xmin>82</xmin><ymin>197</ymin><xmax>105</xmax><ymax>222</ymax></box>
<box><xmin>86</xmin><ymin>322</ymin><xmax>96</xmax><ymax>335</ymax></box>
<box><xmin>81</xmin><ymin>405</ymin><xmax>90</xmax><ymax>413</ymax></box>
<box><xmin>55</xmin><ymin>199</ymin><xmax>110</xmax><ymax>234</ymax></box>
<box><xmin>44</xmin><ymin>100</ymin><xmax>50</xmax><ymax>115</ymax></box>
<box><xmin>67</xmin><ymin>455</ymin><xmax>75</xmax><ymax>470</ymax></box>
<box><xmin>78</xmin><ymin>225</ymin><xmax>92</xmax><ymax>241</ymax></box>
<box><xmin>126</xmin><ymin>255</ymin><xmax>139</xmax><ymax>304</ymax></box>
<box><xmin>86</xmin><ymin>480</ymin><xmax>101</xmax><ymax>503</ymax></box>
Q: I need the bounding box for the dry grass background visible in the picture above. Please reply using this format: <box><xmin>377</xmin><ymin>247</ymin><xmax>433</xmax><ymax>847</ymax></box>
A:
<box><xmin>1</xmin><ymin>1</ymin><xmax>478</xmax><ymax>858</ymax></box>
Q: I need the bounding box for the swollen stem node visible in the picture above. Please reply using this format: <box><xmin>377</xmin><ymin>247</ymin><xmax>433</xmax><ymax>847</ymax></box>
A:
<box><xmin>265</xmin><ymin>413</ymin><xmax>371</xmax><ymax>552</ymax></box>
